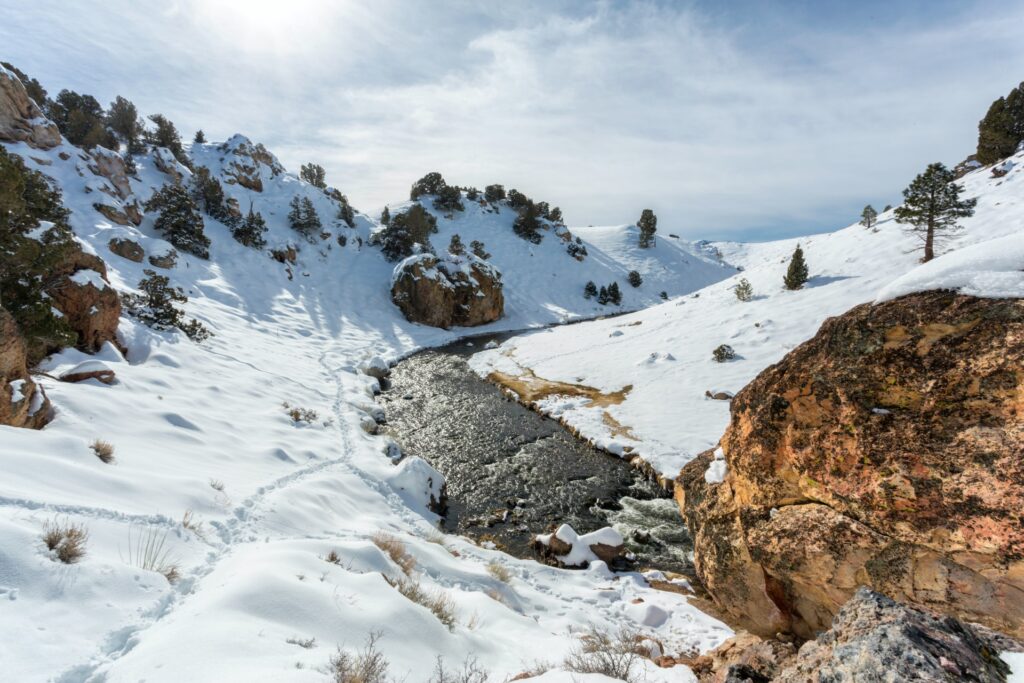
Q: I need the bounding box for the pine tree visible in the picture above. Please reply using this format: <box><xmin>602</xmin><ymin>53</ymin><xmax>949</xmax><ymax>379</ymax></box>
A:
<box><xmin>894</xmin><ymin>162</ymin><xmax>977</xmax><ymax>262</ymax></box>
<box><xmin>410</xmin><ymin>172</ymin><xmax>446</xmax><ymax>200</ymax></box>
<box><xmin>637</xmin><ymin>209</ymin><xmax>657</xmax><ymax>248</ymax></box>
<box><xmin>465</xmin><ymin>187</ymin><xmax>479</xmax><ymax>201</ymax></box>
<box><xmin>470</xmin><ymin>240</ymin><xmax>490</xmax><ymax>260</ymax></box>
<box><xmin>433</xmin><ymin>185</ymin><xmax>464</xmax><ymax>212</ymax></box>
<box><xmin>506</xmin><ymin>189</ymin><xmax>529</xmax><ymax>210</ymax></box>
<box><xmin>146</xmin><ymin>114</ymin><xmax>190</xmax><ymax>167</ymax></box>
<box><xmin>597</xmin><ymin>285</ymin><xmax>609</xmax><ymax>305</ymax></box>
<box><xmin>122</xmin><ymin>270</ymin><xmax>211</xmax><ymax>342</ymax></box>
<box><xmin>380</xmin><ymin>206</ymin><xmax>390</xmax><ymax>225</ymax></box>
<box><xmin>145</xmin><ymin>183</ymin><xmax>210</xmax><ymax>258</ymax></box>
<box><xmin>659</xmin><ymin>291</ymin><xmax>668</xmax><ymax>300</ymax></box>
<box><xmin>232</xmin><ymin>206</ymin><xmax>268</xmax><ymax>248</ymax></box>
<box><xmin>288</xmin><ymin>196</ymin><xmax>322</xmax><ymax>241</ymax></box>
<box><xmin>976</xmin><ymin>82</ymin><xmax>1024</xmax><ymax>165</ymax></box>
<box><xmin>859</xmin><ymin>205</ymin><xmax>877</xmax><ymax>229</ymax></box>
<box><xmin>547</xmin><ymin>206</ymin><xmax>563</xmax><ymax>224</ymax></box>
<box><xmin>484</xmin><ymin>184</ymin><xmax>505</xmax><ymax>203</ymax></box>
<box><xmin>783</xmin><ymin>245</ymin><xmax>809</xmax><ymax>290</ymax></box>
<box><xmin>608</xmin><ymin>282</ymin><xmax>622</xmax><ymax>305</ymax></box>
<box><xmin>513</xmin><ymin>201</ymin><xmax>543</xmax><ymax>243</ymax></box>
<box><xmin>883</xmin><ymin>204</ymin><xmax>893</xmax><ymax>212</ymax></box>
<box><xmin>377</xmin><ymin>204</ymin><xmax>438</xmax><ymax>261</ymax></box>
<box><xmin>583</xmin><ymin>281</ymin><xmax>598</xmax><ymax>299</ymax></box>
<box><xmin>300</xmin><ymin>163</ymin><xmax>327</xmax><ymax>189</ymax></box>
<box><xmin>193</xmin><ymin>129</ymin><xmax>206</xmax><ymax>144</ymax></box>
<box><xmin>734</xmin><ymin>277</ymin><xmax>753</xmax><ymax>301</ymax></box>
<box><xmin>106</xmin><ymin>96</ymin><xmax>143</xmax><ymax>150</ymax></box>
<box><xmin>190</xmin><ymin>167</ymin><xmax>234</xmax><ymax>225</ymax></box>
<box><xmin>335</xmin><ymin>193</ymin><xmax>355</xmax><ymax>228</ymax></box>
<box><xmin>627</xmin><ymin>270</ymin><xmax>643</xmax><ymax>288</ymax></box>
<box><xmin>48</xmin><ymin>90</ymin><xmax>114</xmax><ymax>149</ymax></box>
<box><xmin>448</xmin><ymin>233</ymin><xmax>465</xmax><ymax>255</ymax></box>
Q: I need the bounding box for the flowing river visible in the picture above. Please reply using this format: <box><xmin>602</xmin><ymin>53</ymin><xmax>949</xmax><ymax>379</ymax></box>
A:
<box><xmin>379</xmin><ymin>333</ymin><xmax>694</xmax><ymax>574</ymax></box>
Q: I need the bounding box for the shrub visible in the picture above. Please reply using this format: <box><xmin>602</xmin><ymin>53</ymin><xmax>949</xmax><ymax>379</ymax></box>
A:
<box><xmin>377</xmin><ymin>205</ymin><xmax>438</xmax><ymax>261</ymax></box>
<box><xmin>380</xmin><ymin>207</ymin><xmax>390</xmax><ymax>225</ymax></box>
<box><xmin>566</xmin><ymin>239</ymin><xmax>587</xmax><ymax>259</ymax></box>
<box><xmin>547</xmin><ymin>206</ymin><xmax>563</xmax><ymax>224</ymax></box>
<box><xmin>300</xmin><ymin>162</ymin><xmax>327</xmax><ymax>189</ymax></box>
<box><xmin>283</xmin><ymin>402</ymin><xmax>319</xmax><ymax>423</ymax></box>
<box><xmin>410</xmin><ymin>172</ymin><xmax>447</xmax><ymax>200</ymax></box>
<box><xmin>506</xmin><ymin>189</ymin><xmax>529</xmax><ymax>210</ymax></box>
<box><xmin>637</xmin><ymin>209</ymin><xmax>657</xmax><ymax>248</ymax></box>
<box><xmin>385</xmin><ymin>575</ymin><xmax>456</xmax><ymax>630</ymax></box>
<box><xmin>232</xmin><ymin>206</ymin><xmax>268</xmax><ymax>248</ymax></box>
<box><xmin>712</xmin><ymin>344</ymin><xmax>736</xmax><ymax>362</ymax></box>
<box><xmin>146</xmin><ymin>113</ymin><xmax>191</xmax><ymax>167</ymax></box>
<box><xmin>122</xmin><ymin>270</ymin><xmax>212</xmax><ymax>342</ymax></box>
<box><xmin>209</xmin><ymin>478</ymin><xmax>225</xmax><ymax>492</ymax></box>
<box><xmin>287</xmin><ymin>636</ymin><xmax>317</xmax><ymax>649</ymax></box>
<box><xmin>42</xmin><ymin>518</ymin><xmax>89</xmax><ymax>564</ymax></box>
<box><xmin>145</xmin><ymin>183</ymin><xmax>210</xmax><ymax>258</ymax></box>
<box><xmin>513</xmin><ymin>201</ymin><xmax>543</xmax><ymax>243</ymax></box>
<box><xmin>563</xmin><ymin>625</ymin><xmax>647</xmax><ymax>683</ymax></box>
<box><xmin>734</xmin><ymin>277</ymin><xmax>753</xmax><ymax>301</ymax></box>
<box><xmin>428</xmin><ymin>656</ymin><xmax>489</xmax><ymax>683</ymax></box>
<box><xmin>330</xmin><ymin>632</ymin><xmax>391</xmax><ymax>683</ymax></box>
<box><xmin>324</xmin><ymin>549</ymin><xmax>343</xmax><ymax>565</ymax></box>
<box><xmin>483</xmin><ymin>184</ymin><xmax>506</xmax><ymax>203</ymax></box>
<box><xmin>373</xmin><ymin>532</ymin><xmax>415</xmax><ymax>575</ymax></box>
<box><xmin>91</xmin><ymin>439</ymin><xmax>115</xmax><ymax>464</ymax></box>
<box><xmin>47</xmin><ymin>89</ymin><xmax>114</xmax><ymax>149</ymax></box>
<box><xmin>608</xmin><ymin>282</ymin><xmax>622</xmax><ymax>305</ymax></box>
<box><xmin>583</xmin><ymin>281</ymin><xmax>598</xmax><ymax>299</ymax></box>
<box><xmin>336</xmin><ymin>194</ymin><xmax>356</xmax><ymax>228</ymax></box>
<box><xmin>433</xmin><ymin>185</ymin><xmax>464</xmax><ymax>213</ymax></box>
<box><xmin>470</xmin><ymin>240</ymin><xmax>490</xmax><ymax>260</ymax></box>
<box><xmin>627</xmin><ymin>270</ymin><xmax>642</xmax><ymax>288</ymax></box>
<box><xmin>659</xmin><ymin>291</ymin><xmax>668</xmax><ymax>300</ymax></box>
<box><xmin>288</xmin><ymin>196</ymin><xmax>322</xmax><ymax>242</ymax></box>
<box><xmin>783</xmin><ymin>244</ymin><xmax>809</xmax><ymax>290</ymax></box>
<box><xmin>448</xmin><ymin>234</ymin><xmax>465</xmax><ymax>256</ymax></box>
<box><xmin>464</xmin><ymin>187</ymin><xmax>479</xmax><ymax>201</ymax></box>
<box><xmin>182</xmin><ymin>509</ymin><xmax>204</xmax><ymax>538</ymax></box>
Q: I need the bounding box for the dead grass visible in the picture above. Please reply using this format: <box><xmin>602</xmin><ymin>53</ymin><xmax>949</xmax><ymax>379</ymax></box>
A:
<box><xmin>486</xmin><ymin>561</ymin><xmax>511</xmax><ymax>583</ymax></box>
<box><xmin>42</xmin><ymin>518</ymin><xmax>89</xmax><ymax>564</ymax></box>
<box><xmin>324</xmin><ymin>549</ymin><xmax>342</xmax><ymax>565</ymax></box>
<box><xmin>562</xmin><ymin>625</ymin><xmax>648</xmax><ymax>683</ymax></box>
<box><xmin>487</xmin><ymin>368</ymin><xmax>631</xmax><ymax>407</ymax></box>
<box><xmin>330</xmin><ymin>631</ymin><xmax>391</xmax><ymax>683</ymax></box>
<box><xmin>372</xmin><ymin>532</ymin><xmax>415</xmax><ymax>575</ymax></box>
<box><xmin>182</xmin><ymin>509</ymin><xmax>205</xmax><ymax>539</ymax></box>
<box><xmin>601</xmin><ymin>411</ymin><xmax>638</xmax><ymax>440</ymax></box>
<box><xmin>282</xmin><ymin>401</ymin><xmax>319</xmax><ymax>423</ymax></box>
<box><xmin>126</xmin><ymin>525</ymin><xmax>180</xmax><ymax>584</ymax></box>
<box><xmin>428</xmin><ymin>655</ymin><xmax>489</xmax><ymax>683</ymax></box>
<box><xmin>384</xmin><ymin>575</ymin><xmax>456</xmax><ymax>631</ymax></box>
<box><xmin>90</xmin><ymin>439</ymin><xmax>115</xmax><ymax>464</ymax></box>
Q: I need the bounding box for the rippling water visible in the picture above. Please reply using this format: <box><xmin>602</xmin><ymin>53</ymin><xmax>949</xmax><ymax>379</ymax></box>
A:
<box><xmin>379</xmin><ymin>334</ymin><xmax>693</xmax><ymax>573</ymax></box>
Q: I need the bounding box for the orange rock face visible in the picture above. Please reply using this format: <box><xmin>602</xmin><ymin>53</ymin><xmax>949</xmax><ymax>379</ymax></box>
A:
<box><xmin>0</xmin><ymin>67</ymin><xmax>61</xmax><ymax>150</ymax></box>
<box><xmin>676</xmin><ymin>292</ymin><xmax>1024</xmax><ymax>639</ymax></box>
<box><xmin>391</xmin><ymin>254</ymin><xmax>503</xmax><ymax>329</ymax></box>
<box><xmin>46</xmin><ymin>249</ymin><xmax>121</xmax><ymax>353</ymax></box>
<box><xmin>0</xmin><ymin>309</ymin><xmax>51</xmax><ymax>428</ymax></box>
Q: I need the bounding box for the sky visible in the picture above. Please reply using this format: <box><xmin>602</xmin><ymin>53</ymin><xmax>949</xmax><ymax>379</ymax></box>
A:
<box><xmin>2</xmin><ymin>0</ymin><xmax>1024</xmax><ymax>241</ymax></box>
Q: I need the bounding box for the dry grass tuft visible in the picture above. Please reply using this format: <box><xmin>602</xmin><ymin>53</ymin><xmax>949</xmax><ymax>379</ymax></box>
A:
<box><xmin>283</xmin><ymin>401</ymin><xmax>319</xmax><ymax>423</ymax></box>
<box><xmin>42</xmin><ymin>518</ymin><xmax>89</xmax><ymax>564</ymax></box>
<box><xmin>373</xmin><ymin>532</ymin><xmax>415</xmax><ymax>575</ymax></box>
<box><xmin>91</xmin><ymin>439</ymin><xmax>115</xmax><ymax>464</ymax></box>
<box><xmin>182</xmin><ymin>509</ymin><xmax>205</xmax><ymax>539</ymax></box>
<box><xmin>485</xmin><ymin>561</ymin><xmax>511</xmax><ymax>583</ymax></box>
<box><xmin>126</xmin><ymin>525</ymin><xmax>180</xmax><ymax>584</ymax></box>
<box><xmin>324</xmin><ymin>549</ymin><xmax>343</xmax><ymax>565</ymax></box>
<box><xmin>384</xmin><ymin>575</ymin><xmax>456</xmax><ymax>631</ymax></box>
<box><xmin>330</xmin><ymin>631</ymin><xmax>391</xmax><ymax>683</ymax></box>
<box><xmin>562</xmin><ymin>625</ymin><xmax>648</xmax><ymax>683</ymax></box>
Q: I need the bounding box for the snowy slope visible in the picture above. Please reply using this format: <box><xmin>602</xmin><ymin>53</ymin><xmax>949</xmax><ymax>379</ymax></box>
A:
<box><xmin>470</xmin><ymin>149</ymin><xmax>1024</xmax><ymax>478</ymax></box>
<box><xmin>0</xmin><ymin>127</ymin><xmax>732</xmax><ymax>683</ymax></box>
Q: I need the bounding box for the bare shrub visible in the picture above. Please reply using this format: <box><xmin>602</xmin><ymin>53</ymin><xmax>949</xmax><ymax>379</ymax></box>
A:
<box><xmin>182</xmin><ymin>509</ymin><xmax>205</xmax><ymax>539</ymax></box>
<box><xmin>486</xmin><ymin>561</ymin><xmax>511</xmax><ymax>583</ymax></box>
<box><xmin>563</xmin><ymin>625</ymin><xmax>647</xmax><ymax>683</ymax></box>
<box><xmin>373</xmin><ymin>532</ymin><xmax>415</xmax><ymax>575</ymax></box>
<box><xmin>283</xmin><ymin>401</ymin><xmax>319</xmax><ymax>423</ymax></box>
<box><xmin>286</xmin><ymin>636</ymin><xmax>316</xmax><ymax>649</ymax></box>
<box><xmin>42</xmin><ymin>518</ymin><xmax>89</xmax><ymax>564</ymax></box>
<box><xmin>429</xmin><ymin>655</ymin><xmax>489</xmax><ymax>683</ymax></box>
<box><xmin>384</xmin><ymin>575</ymin><xmax>456</xmax><ymax>631</ymax></box>
<box><xmin>90</xmin><ymin>439</ymin><xmax>115</xmax><ymax>464</ymax></box>
<box><xmin>330</xmin><ymin>631</ymin><xmax>391</xmax><ymax>683</ymax></box>
<box><xmin>126</xmin><ymin>525</ymin><xmax>180</xmax><ymax>583</ymax></box>
<box><xmin>324</xmin><ymin>549</ymin><xmax>342</xmax><ymax>565</ymax></box>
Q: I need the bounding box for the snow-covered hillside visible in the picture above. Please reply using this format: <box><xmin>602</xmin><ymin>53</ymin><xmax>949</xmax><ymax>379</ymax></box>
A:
<box><xmin>470</xmin><ymin>149</ymin><xmax>1024</xmax><ymax>478</ymax></box>
<box><xmin>0</xmin><ymin>115</ymin><xmax>735</xmax><ymax>680</ymax></box>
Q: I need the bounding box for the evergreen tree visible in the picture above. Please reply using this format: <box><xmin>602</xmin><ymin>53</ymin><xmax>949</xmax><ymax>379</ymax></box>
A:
<box><xmin>448</xmin><ymin>234</ymin><xmax>465</xmax><ymax>255</ymax></box>
<box><xmin>48</xmin><ymin>90</ymin><xmax>113</xmax><ymax>148</ymax></box>
<box><xmin>300</xmin><ymin>163</ymin><xmax>327</xmax><ymax>189</ymax></box>
<box><xmin>232</xmin><ymin>206</ymin><xmax>268</xmax><ymax>248</ymax></box>
<box><xmin>336</xmin><ymin>196</ymin><xmax>355</xmax><ymax>228</ymax></box>
<box><xmin>465</xmin><ymin>187</ymin><xmax>479</xmax><ymax>201</ymax></box>
<box><xmin>106</xmin><ymin>96</ymin><xmax>143</xmax><ymax>150</ymax></box>
<box><xmin>608</xmin><ymin>281</ymin><xmax>622</xmax><ymax>305</ymax></box>
<box><xmin>659</xmin><ymin>291</ymin><xmax>668</xmax><ymax>300</ymax></box>
<box><xmin>145</xmin><ymin>184</ymin><xmax>210</xmax><ymax>258</ymax></box>
<box><xmin>146</xmin><ymin>114</ymin><xmax>190</xmax><ymax>167</ymax></box>
<box><xmin>506</xmin><ymin>189</ymin><xmax>530</xmax><ymax>210</ymax></box>
<box><xmin>513</xmin><ymin>201</ymin><xmax>543</xmax><ymax>243</ymax></box>
<box><xmin>547</xmin><ymin>206</ymin><xmax>563</xmax><ymax>224</ymax></box>
<box><xmin>433</xmin><ymin>185</ymin><xmax>464</xmax><ymax>212</ymax></box>
<box><xmin>484</xmin><ymin>184</ymin><xmax>505</xmax><ymax>203</ymax></box>
<box><xmin>410</xmin><ymin>172</ymin><xmax>447</xmax><ymax>200</ymax></box>
<box><xmin>122</xmin><ymin>270</ymin><xmax>211</xmax><ymax>342</ymax></box>
<box><xmin>0</xmin><ymin>147</ymin><xmax>77</xmax><ymax>364</ymax></box>
<box><xmin>734</xmin><ymin>277</ymin><xmax>753</xmax><ymax>301</ymax></box>
<box><xmin>894</xmin><ymin>162</ymin><xmax>977</xmax><ymax>262</ymax></box>
<box><xmin>193</xmin><ymin>129</ymin><xmax>206</xmax><ymax>144</ymax></box>
<box><xmin>883</xmin><ymin>204</ymin><xmax>893</xmax><ymax>212</ymax></box>
<box><xmin>783</xmin><ymin>244</ymin><xmax>809</xmax><ymax>290</ymax></box>
<box><xmin>288</xmin><ymin>196</ymin><xmax>322</xmax><ymax>241</ymax></box>
<box><xmin>470</xmin><ymin>240</ymin><xmax>490</xmax><ymax>260</ymax></box>
<box><xmin>597</xmin><ymin>285</ymin><xmax>609</xmax><ymax>305</ymax></box>
<box><xmin>637</xmin><ymin>209</ymin><xmax>657</xmax><ymax>248</ymax></box>
<box><xmin>377</xmin><ymin>205</ymin><xmax>438</xmax><ymax>261</ymax></box>
<box><xmin>627</xmin><ymin>270</ymin><xmax>643</xmax><ymax>288</ymax></box>
<box><xmin>380</xmin><ymin>206</ymin><xmax>390</xmax><ymax>225</ymax></box>
<box><xmin>583</xmin><ymin>281</ymin><xmax>598</xmax><ymax>299</ymax></box>
<box><xmin>859</xmin><ymin>205</ymin><xmax>877</xmax><ymax>229</ymax></box>
<box><xmin>976</xmin><ymin>82</ymin><xmax>1024</xmax><ymax>165</ymax></box>
<box><xmin>566</xmin><ymin>238</ymin><xmax>588</xmax><ymax>259</ymax></box>
<box><xmin>190</xmin><ymin>167</ymin><xmax>234</xmax><ymax>225</ymax></box>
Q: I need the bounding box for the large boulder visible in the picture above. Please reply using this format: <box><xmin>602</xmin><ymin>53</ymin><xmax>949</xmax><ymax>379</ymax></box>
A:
<box><xmin>0</xmin><ymin>309</ymin><xmax>51</xmax><ymax>428</ymax></box>
<box><xmin>217</xmin><ymin>134</ymin><xmax>284</xmax><ymax>192</ymax></box>
<box><xmin>676</xmin><ymin>292</ymin><xmax>1024</xmax><ymax>639</ymax></box>
<box><xmin>46</xmin><ymin>248</ymin><xmax>121</xmax><ymax>352</ymax></box>
<box><xmin>0</xmin><ymin>66</ymin><xmax>61</xmax><ymax>150</ymax></box>
<box><xmin>391</xmin><ymin>253</ymin><xmax>503</xmax><ymax>329</ymax></box>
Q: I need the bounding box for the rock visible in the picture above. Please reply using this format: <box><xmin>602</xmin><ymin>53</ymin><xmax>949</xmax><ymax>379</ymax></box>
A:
<box><xmin>94</xmin><ymin>202</ymin><xmax>134</xmax><ymax>226</ymax></box>
<box><xmin>676</xmin><ymin>292</ymin><xmax>1024</xmax><ymax>639</ymax></box>
<box><xmin>88</xmin><ymin>147</ymin><xmax>133</xmax><ymax>200</ymax></box>
<box><xmin>151</xmin><ymin>147</ymin><xmax>184</xmax><ymax>184</ymax></box>
<box><xmin>359</xmin><ymin>356</ymin><xmax>391</xmax><ymax>380</ymax></box>
<box><xmin>271</xmin><ymin>246</ymin><xmax>297</xmax><ymax>265</ymax></box>
<box><xmin>532</xmin><ymin>524</ymin><xmax>625</xmax><ymax>568</ymax></box>
<box><xmin>59</xmin><ymin>362</ymin><xmax>116</xmax><ymax>385</ymax></box>
<box><xmin>218</xmin><ymin>134</ymin><xmax>285</xmax><ymax>192</ymax></box>
<box><xmin>705</xmin><ymin>389</ymin><xmax>734</xmax><ymax>400</ymax></box>
<box><xmin>0</xmin><ymin>66</ymin><xmax>61</xmax><ymax>150</ymax></box>
<box><xmin>45</xmin><ymin>248</ymin><xmax>121</xmax><ymax>353</ymax></box>
<box><xmin>689</xmin><ymin>631</ymin><xmax>796</xmax><ymax>683</ymax></box>
<box><xmin>391</xmin><ymin>253</ymin><xmax>503</xmax><ymax>329</ymax></box>
<box><xmin>148</xmin><ymin>248</ymin><xmax>178</xmax><ymax>269</ymax></box>
<box><xmin>0</xmin><ymin>309</ymin><xmax>51</xmax><ymax>428</ymax></box>
<box><xmin>775</xmin><ymin>588</ymin><xmax>1015</xmax><ymax>682</ymax></box>
<box><xmin>108</xmin><ymin>238</ymin><xmax>144</xmax><ymax>263</ymax></box>
<box><xmin>712</xmin><ymin>344</ymin><xmax>735</xmax><ymax>362</ymax></box>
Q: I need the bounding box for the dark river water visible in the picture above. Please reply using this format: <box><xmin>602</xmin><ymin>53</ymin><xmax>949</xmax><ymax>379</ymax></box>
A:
<box><xmin>378</xmin><ymin>333</ymin><xmax>694</xmax><ymax>574</ymax></box>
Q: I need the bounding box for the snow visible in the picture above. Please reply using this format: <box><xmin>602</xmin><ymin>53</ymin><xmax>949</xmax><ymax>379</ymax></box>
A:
<box><xmin>470</xmin><ymin>146</ymin><xmax>1024</xmax><ymax>478</ymax></box>
<box><xmin>0</xmin><ymin>132</ymin><xmax>733</xmax><ymax>682</ymax></box>
<box><xmin>1006</xmin><ymin>651</ymin><xmax>1024</xmax><ymax>683</ymax></box>
<box><xmin>704</xmin><ymin>447</ymin><xmax>727</xmax><ymax>484</ymax></box>
<box><xmin>536</xmin><ymin>524</ymin><xmax>624</xmax><ymax>568</ymax></box>
<box><xmin>69</xmin><ymin>268</ymin><xmax>110</xmax><ymax>290</ymax></box>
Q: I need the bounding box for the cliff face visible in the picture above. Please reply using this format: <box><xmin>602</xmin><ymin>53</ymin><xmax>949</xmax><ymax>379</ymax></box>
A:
<box><xmin>677</xmin><ymin>291</ymin><xmax>1024</xmax><ymax>639</ymax></box>
<box><xmin>391</xmin><ymin>253</ymin><xmax>504</xmax><ymax>329</ymax></box>
<box><xmin>0</xmin><ymin>66</ymin><xmax>61</xmax><ymax>150</ymax></box>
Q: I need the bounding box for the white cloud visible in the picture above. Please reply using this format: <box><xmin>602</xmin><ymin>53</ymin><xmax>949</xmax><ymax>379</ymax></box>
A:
<box><xmin>3</xmin><ymin>0</ymin><xmax>1023</xmax><ymax>239</ymax></box>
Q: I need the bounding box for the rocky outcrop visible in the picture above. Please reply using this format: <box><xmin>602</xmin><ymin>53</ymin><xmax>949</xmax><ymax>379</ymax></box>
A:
<box><xmin>692</xmin><ymin>589</ymin><xmax>1018</xmax><ymax>682</ymax></box>
<box><xmin>46</xmin><ymin>248</ymin><xmax>121</xmax><ymax>352</ymax></box>
<box><xmin>148</xmin><ymin>248</ymin><xmax>178</xmax><ymax>270</ymax></box>
<box><xmin>108</xmin><ymin>238</ymin><xmax>144</xmax><ymax>263</ymax></box>
<box><xmin>676</xmin><ymin>292</ymin><xmax>1024</xmax><ymax>639</ymax></box>
<box><xmin>89</xmin><ymin>148</ymin><xmax>142</xmax><ymax>226</ymax></box>
<box><xmin>218</xmin><ymin>134</ymin><xmax>284</xmax><ymax>192</ymax></box>
<box><xmin>0</xmin><ymin>309</ymin><xmax>51</xmax><ymax>428</ymax></box>
<box><xmin>0</xmin><ymin>66</ymin><xmax>61</xmax><ymax>150</ymax></box>
<box><xmin>532</xmin><ymin>524</ymin><xmax>626</xmax><ymax>568</ymax></box>
<box><xmin>391</xmin><ymin>253</ymin><xmax>503</xmax><ymax>329</ymax></box>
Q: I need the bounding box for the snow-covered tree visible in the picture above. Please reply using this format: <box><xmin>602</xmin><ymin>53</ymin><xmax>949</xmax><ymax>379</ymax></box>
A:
<box><xmin>470</xmin><ymin>239</ymin><xmax>490</xmax><ymax>260</ymax></box>
<box><xmin>448</xmin><ymin>233</ymin><xmax>465</xmax><ymax>255</ymax></box>
<box><xmin>734</xmin><ymin>277</ymin><xmax>753</xmax><ymax>301</ymax></box>
<box><xmin>894</xmin><ymin>163</ymin><xmax>977</xmax><ymax>262</ymax></box>
<box><xmin>145</xmin><ymin>183</ymin><xmax>210</xmax><ymax>258</ymax></box>
<box><xmin>783</xmin><ymin>245</ymin><xmax>809</xmax><ymax>290</ymax></box>
<box><xmin>232</xmin><ymin>206</ymin><xmax>267</xmax><ymax>249</ymax></box>
<box><xmin>638</xmin><ymin>209</ymin><xmax>657</xmax><ymax>248</ymax></box>
<box><xmin>859</xmin><ymin>205</ymin><xmax>877</xmax><ymax>229</ymax></box>
<box><xmin>122</xmin><ymin>270</ymin><xmax>211</xmax><ymax>342</ymax></box>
